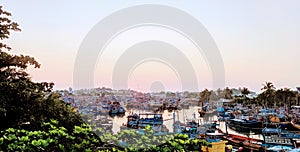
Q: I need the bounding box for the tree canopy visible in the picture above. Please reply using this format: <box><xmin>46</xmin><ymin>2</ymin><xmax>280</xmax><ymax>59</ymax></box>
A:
<box><xmin>0</xmin><ymin>6</ymin><xmax>83</xmax><ymax>131</ymax></box>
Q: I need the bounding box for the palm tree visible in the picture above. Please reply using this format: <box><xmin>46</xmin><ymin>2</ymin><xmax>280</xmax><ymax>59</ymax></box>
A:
<box><xmin>241</xmin><ymin>87</ymin><xmax>250</xmax><ymax>98</ymax></box>
<box><xmin>224</xmin><ymin>87</ymin><xmax>232</xmax><ymax>99</ymax></box>
<box><xmin>241</xmin><ymin>87</ymin><xmax>250</xmax><ymax>104</ymax></box>
<box><xmin>275</xmin><ymin>88</ymin><xmax>285</xmax><ymax>107</ymax></box>
<box><xmin>274</xmin><ymin>88</ymin><xmax>296</xmax><ymax>108</ymax></box>
<box><xmin>260</xmin><ymin>82</ymin><xmax>276</xmax><ymax>108</ymax></box>
<box><xmin>262</xmin><ymin>82</ymin><xmax>276</xmax><ymax>91</ymax></box>
<box><xmin>199</xmin><ymin>89</ymin><xmax>211</xmax><ymax>106</ymax></box>
<box><xmin>283</xmin><ymin>88</ymin><xmax>297</xmax><ymax>108</ymax></box>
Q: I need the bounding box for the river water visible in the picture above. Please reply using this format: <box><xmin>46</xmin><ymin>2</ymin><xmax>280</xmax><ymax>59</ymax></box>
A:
<box><xmin>108</xmin><ymin>106</ymin><xmax>264</xmax><ymax>140</ymax></box>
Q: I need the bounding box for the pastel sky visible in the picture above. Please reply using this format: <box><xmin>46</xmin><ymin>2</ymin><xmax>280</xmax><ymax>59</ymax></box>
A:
<box><xmin>2</xmin><ymin>0</ymin><xmax>300</xmax><ymax>92</ymax></box>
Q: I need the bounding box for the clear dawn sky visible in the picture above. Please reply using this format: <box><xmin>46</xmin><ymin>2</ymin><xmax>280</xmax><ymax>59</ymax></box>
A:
<box><xmin>2</xmin><ymin>0</ymin><xmax>300</xmax><ymax>92</ymax></box>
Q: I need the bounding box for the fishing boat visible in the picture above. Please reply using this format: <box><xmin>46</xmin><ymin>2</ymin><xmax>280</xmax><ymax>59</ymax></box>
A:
<box><xmin>198</xmin><ymin>104</ymin><xmax>218</xmax><ymax>118</ymax></box>
<box><xmin>227</xmin><ymin>118</ymin><xmax>263</xmax><ymax>134</ymax></box>
<box><xmin>218</xmin><ymin>111</ymin><xmax>235</xmax><ymax>121</ymax></box>
<box><xmin>262</xmin><ymin>128</ymin><xmax>296</xmax><ymax>149</ymax></box>
<box><xmin>121</xmin><ymin>113</ymin><xmax>168</xmax><ymax>134</ymax></box>
<box><xmin>222</xmin><ymin>132</ymin><xmax>265</xmax><ymax>151</ymax></box>
<box><xmin>290</xmin><ymin>148</ymin><xmax>300</xmax><ymax>152</ymax></box>
<box><xmin>229</xmin><ymin>118</ymin><xmax>262</xmax><ymax>127</ymax></box>
<box><xmin>138</xmin><ymin>114</ymin><xmax>163</xmax><ymax>126</ymax></box>
<box><xmin>181</xmin><ymin>119</ymin><xmax>200</xmax><ymax>138</ymax></box>
<box><xmin>121</xmin><ymin>114</ymin><xmax>139</xmax><ymax>129</ymax></box>
<box><xmin>280</xmin><ymin>129</ymin><xmax>300</xmax><ymax>139</ymax></box>
<box><xmin>99</xmin><ymin>104</ymin><xmax>110</xmax><ymax>114</ymax></box>
<box><xmin>201</xmin><ymin>131</ymin><xmax>229</xmax><ymax>152</ymax></box>
<box><xmin>263</xmin><ymin>114</ymin><xmax>292</xmax><ymax>129</ymax></box>
<box><xmin>117</xmin><ymin>107</ymin><xmax>126</xmax><ymax>114</ymax></box>
<box><xmin>109</xmin><ymin>105</ymin><xmax>119</xmax><ymax>115</ymax></box>
<box><xmin>266</xmin><ymin>145</ymin><xmax>295</xmax><ymax>152</ymax></box>
<box><xmin>109</xmin><ymin>101</ymin><xmax>126</xmax><ymax>115</ymax></box>
<box><xmin>291</xmin><ymin>119</ymin><xmax>300</xmax><ymax>130</ymax></box>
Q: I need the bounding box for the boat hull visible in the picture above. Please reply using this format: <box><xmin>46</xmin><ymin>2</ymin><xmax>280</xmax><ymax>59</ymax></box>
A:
<box><xmin>220</xmin><ymin>131</ymin><xmax>265</xmax><ymax>152</ymax></box>
<box><xmin>227</xmin><ymin>119</ymin><xmax>263</xmax><ymax>134</ymax></box>
<box><xmin>291</xmin><ymin>120</ymin><xmax>300</xmax><ymax>131</ymax></box>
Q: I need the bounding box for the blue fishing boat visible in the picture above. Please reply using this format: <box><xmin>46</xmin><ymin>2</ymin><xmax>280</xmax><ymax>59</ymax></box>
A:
<box><xmin>218</xmin><ymin>111</ymin><xmax>235</xmax><ymax>121</ymax></box>
<box><xmin>122</xmin><ymin>113</ymin><xmax>163</xmax><ymax>128</ymax></box>
<box><xmin>266</xmin><ymin>145</ymin><xmax>294</xmax><ymax>152</ymax></box>
<box><xmin>181</xmin><ymin>119</ymin><xmax>200</xmax><ymax>138</ymax></box>
<box><xmin>262</xmin><ymin>128</ymin><xmax>296</xmax><ymax>150</ymax></box>
<box><xmin>117</xmin><ymin>107</ymin><xmax>125</xmax><ymax>114</ymax></box>
<box><xmin>121</xmin><ymin>114</ymin><xmax>139</xmax><ymax>129</ymax></box>
<box><xmin>121</xmin><ymin>113</ymin><xmax>168</xmax><ymax>134</ymax></box>
<box><xmin>227</xmin><ymin>118</ymin><xmax>263</xmax><ymax>134</ymax></box>
<box><xmin>108</xmin><ymin>101</ymin><xmax>126</xmax><ymax>115</ymax></box>
<box><xmin>109</xmin><ymin>105</ymin><xmax>119</xmax><ymax>115</ymax></box>
<box><xmin>138</xmin><ymin>114</ymin><xmax>163</xmax><ymax>126</ymax></box>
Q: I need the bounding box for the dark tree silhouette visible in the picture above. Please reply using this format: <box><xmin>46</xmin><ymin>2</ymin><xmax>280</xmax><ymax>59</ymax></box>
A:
<box><xmin>0</xmin><ymin>6</ymin><xmax>82</xmax><ymax>131</ymax></box>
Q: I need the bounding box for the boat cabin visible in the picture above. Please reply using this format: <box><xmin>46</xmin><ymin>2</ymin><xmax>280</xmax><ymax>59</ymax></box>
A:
<box><xmin>262</xmin><ymin>128</ymin><xmax>296</xmax><ymax>148</ymax></box>
<box><xmin>205</xmin><ymin>132</ymin><xmax>224</xmax><ymax>143</ymax></box>
<box><xmin>138</xmin><ymin>114</ymin><xmax>163</xmax><ymax>126</ymax></box>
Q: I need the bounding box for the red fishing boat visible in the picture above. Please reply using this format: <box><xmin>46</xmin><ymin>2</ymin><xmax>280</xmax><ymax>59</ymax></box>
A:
<box><xmin>217</xmin><ymin>129</ymin><xmax>265</xmax><ymax>151</ymax></box>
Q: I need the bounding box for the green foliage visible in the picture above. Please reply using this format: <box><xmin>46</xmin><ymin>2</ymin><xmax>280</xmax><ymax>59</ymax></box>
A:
<box><xmin>0</xmin><ymin>6</ymin><xmax>83</xmax><ymax>131</ymax></box>
<box><xmin>255</xmin><ymin>82</ymin><xmax>298</xmax><ymax>107</ymax></box>
<box><xmin>0</xmin><ymin>120</ymin><xmax>109</xmax><ymax>151</ymax></box>
<box><xmin>0</xmin><ymin>120</ymin><xmax>209</xmax><ymax>151</ymax></box>
<box><xmin>199</xmin><ymin>89</ymin><xmax>211</xmax><ymax>102</ymax></box>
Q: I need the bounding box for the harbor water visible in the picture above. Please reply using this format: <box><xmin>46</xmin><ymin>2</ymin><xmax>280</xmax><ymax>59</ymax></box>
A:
<box><xmin>108</xmin><ymin>106</ymin><xmax>264</xmax><ymax>140</ymax></box>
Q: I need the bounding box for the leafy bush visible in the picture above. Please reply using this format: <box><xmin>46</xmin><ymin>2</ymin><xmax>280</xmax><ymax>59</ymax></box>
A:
<box><xmin>0</xmin><ymin>120</ymin><xmax>209</xmax><ymax>151</ymax></box>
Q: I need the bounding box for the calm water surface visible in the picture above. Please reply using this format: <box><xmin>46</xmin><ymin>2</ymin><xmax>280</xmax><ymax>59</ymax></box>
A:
<box><xmin>109</xmin><ymin>106</ymin><xmax>264</xmax><ymax>140</ymax></box>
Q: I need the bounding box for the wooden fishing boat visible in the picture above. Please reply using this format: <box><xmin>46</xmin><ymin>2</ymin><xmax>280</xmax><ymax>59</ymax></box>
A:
<box><xmin>222</xmin><ymin>132</ymin><xmax>265</xmax><ymax>151</ymax></box>
<box><xmin>216</xmin><ymin>128</ymin><xmax>265</xmax><ymax>151</ymax></box>
<box><xmin>264</xmin><ymin>114</ymin><xmax>292</xmax><ymax>129</ymax></box>
<box><xmin>242</xmin><ymin>140</ymin><xmax>265</xmax><ymax>151</ymax></box>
